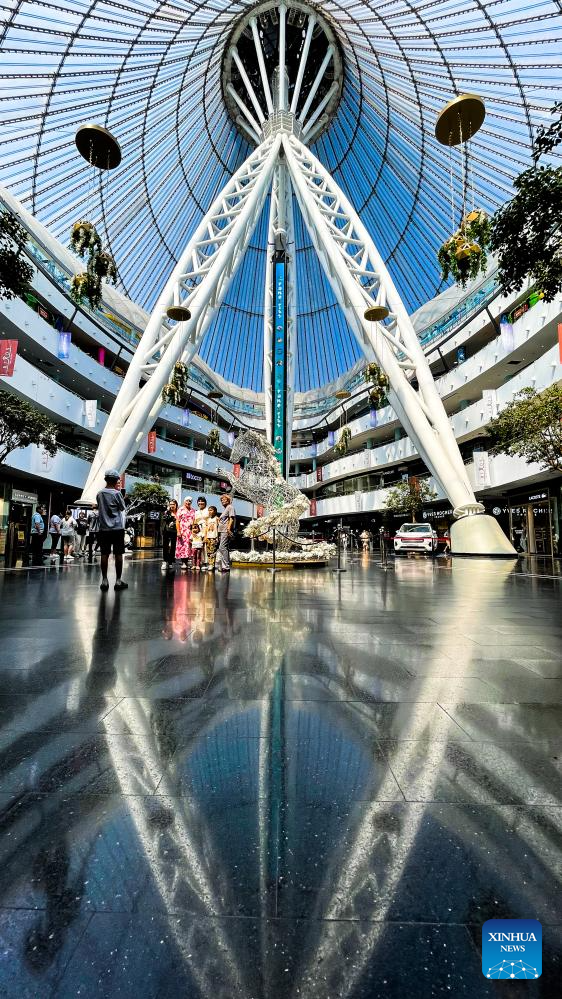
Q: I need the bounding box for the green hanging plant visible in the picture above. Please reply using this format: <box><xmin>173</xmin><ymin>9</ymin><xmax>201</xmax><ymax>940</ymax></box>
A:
<box><xmin>91</xmin><ymin>249</ymin><xmax>118</xmax><ymax>281</ymax></box>
<box><xmin>70</xmin><ymin>271</ymin><xmax>102</xmax><ymax>310</ymax></box>
<box><xmin>70</xmin><ymin>220</ymin><xmax>102</xmax><ymax>257</ymax></box>
<box><xmin>207</xmin><ymin>427</ymin><xmax>221</xmax><ymax>455</ymax></box>
<box><xmin>334</xmin><ymin>426</ymin><xmax>351</xmax><ymax>457</ymax></box>
<box><xmin>438</xmin><ymin>209</ymin><xmax>491</xmax><ymax>287</ymax></box>
<box><xmin>162</xmin><ymin>360</ymin><xmax>189</xmax><ymax>406</ymax></box>
<box><xmin>364</xmin><ymin>362</ymin><xmax>390</xmax><ymax>408</ymax></box>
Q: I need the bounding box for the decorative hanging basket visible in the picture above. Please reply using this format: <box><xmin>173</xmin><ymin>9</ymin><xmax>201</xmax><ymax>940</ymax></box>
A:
<box><xmin>438</xmin><ymin>209</ymin><xmax>491</xmax><ymax>287</ymax></box>
<box><xmin>207</xmin><ymin>428</ymin><xmax>221</xmax><ymax>455</ymax></box>
<box><xmin>334</xmin><ymin>426</ymin><xmax>351</xmax><ymax>457</ymax></box>
<box><xmin>70</xmin><ymin>271</ymin><xmax>102</xmax><ymax>309</ymax></box>
<box><xmin>70</xmin><ymin>220</ymin><xmax>102</xmax><ymax>257</ymax></box>
<box><xmin>364</xmin><ymin>362</ymin><xmax>389</xmax><ymax>408</ymax></box>
<box><xmin>91</xmin><ymin>249</ymin><xmax>118</xmax><ymax>281</ymax></box>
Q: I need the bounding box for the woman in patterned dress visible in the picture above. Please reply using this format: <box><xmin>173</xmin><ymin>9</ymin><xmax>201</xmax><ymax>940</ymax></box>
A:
<box><xmin>176</xmin><ymin>496</ymin><xmax>195</xmax><ymax>572</ymax></box>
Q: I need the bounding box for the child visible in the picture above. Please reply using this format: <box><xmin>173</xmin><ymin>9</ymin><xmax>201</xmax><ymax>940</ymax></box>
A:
<box><xmin>191</xmin><ymin>522</ymin><xmax>204</xmax><ymax>571</ymax></box>
<box><xmin>205</xmin><ymin>506</ymin><xmax>219</xmax><ymax>571</ymax></box>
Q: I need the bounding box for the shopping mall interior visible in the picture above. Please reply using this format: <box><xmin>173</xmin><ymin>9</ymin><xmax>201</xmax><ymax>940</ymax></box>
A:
<box><xmin>0</xmin><ymin>1</ymin><xmax>561</xmax><ymax>996</ymax></box>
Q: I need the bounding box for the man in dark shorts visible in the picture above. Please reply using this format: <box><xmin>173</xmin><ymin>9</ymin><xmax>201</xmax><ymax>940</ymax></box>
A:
<box><xmin>96</xmin><ymin>469</ymin><xmax>128</xmax><ymax>592</ymax></box>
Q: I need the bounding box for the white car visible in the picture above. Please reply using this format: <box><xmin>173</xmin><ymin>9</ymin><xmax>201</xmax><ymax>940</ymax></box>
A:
<box><xmin>394</xmin><ymin>522</ymin><xmax>437</xmax><ymax>556</ymax></box>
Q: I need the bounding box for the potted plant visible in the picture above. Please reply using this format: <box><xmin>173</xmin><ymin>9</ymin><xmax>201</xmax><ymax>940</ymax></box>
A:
<box><xmin>438</xmin><ymin>209</ymin><xmax>491</xmax><ymax>287</ymax></box>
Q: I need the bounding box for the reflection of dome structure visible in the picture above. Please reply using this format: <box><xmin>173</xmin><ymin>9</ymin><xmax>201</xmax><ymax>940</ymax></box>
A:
<box><xmin>0</xmin><ymin>0</ymin><xmax>555</xmax><ymax>393</ymax></box>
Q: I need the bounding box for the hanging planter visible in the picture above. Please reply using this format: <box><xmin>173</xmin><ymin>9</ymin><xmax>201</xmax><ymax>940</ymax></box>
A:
<box><xmin>92</xmin><ymin>249</ymin><xmax>117</xmax><ymax>281</ymax></box>
<box><xmin>438</xmin><ymin>210</ymin><xmax>491</xmax><ymax>287</ymax></box>
<box><xmin>70</xmin><ymin>220</ymin><xmax>102</xmax><ymax>257</ymax></box>
<box><xmin>70</xmin><ymin>271</ymin><xmax>102</xmax><ymax>310</ymax></box>
<box><xmin>162</xmin><ymin>383</ymin><xmax>181</xmax><ymax>406</ymax></box>
<box><xmin>364</xmin><ymin>362</ymin><xmax>389</xmax><ymax>409</ymax></box>
<box><xmin>172</xmin><ymin>361</ymin><xmax>188</xmax><ymax>392</ymax></box>
<box><xmin>162</xmin><ymin>360</ymin><xmax>189</xmax><ymax>406</ymax></box>
<box><xmin>334</xmin><ymin>426</ymin><xmax>351</xmax><ymax>457</ymax></box>
<box><xmin>207</xmin><ymin>428</ymin><xmax>221</xmax><ymax>455</ymax></box>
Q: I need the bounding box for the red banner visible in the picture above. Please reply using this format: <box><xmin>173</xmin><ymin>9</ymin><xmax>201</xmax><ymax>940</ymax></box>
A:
<box><xmin>147</xmin><ymin>430</ymin><xmax>157</xmax><ymax>454</ymax></box>
<box><xmin>316</xmin><ymin>466</ymin><xmax>323</xmax><ymax>482</ymax></box>
<box><xmin>0</xmin><ymin>339</ymin><xmax>18</xmax><ymax>377</ymax></box>
<box><xmin>310</xmin><ymin>499</ymin><xmax>317</xmax><ymax>516</ymax></box>
<box><xmin>232</xmin><ymin>463</ymin><xmax>241</xmax><ymax>479</ymax></box>
<box><xmin>559</xmin><ymin>323</ymin><xmax>562</xmax><ymax>364</ymax></box>
<box><xmin>257</xmin><ymin>505</ymin><xmax>264</xmax><ymax>518</ymax></box>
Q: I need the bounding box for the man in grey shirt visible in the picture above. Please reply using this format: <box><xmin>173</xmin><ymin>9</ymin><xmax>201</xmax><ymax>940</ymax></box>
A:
<box><xmin>95</xmin><ymin>469</ymin><xmax>128</xmax><ymax>591</ymax></box>
<box><xmin>217</xmin><ymin>494</ymin><xmax>235</xmax><ymax>572</ymax></box>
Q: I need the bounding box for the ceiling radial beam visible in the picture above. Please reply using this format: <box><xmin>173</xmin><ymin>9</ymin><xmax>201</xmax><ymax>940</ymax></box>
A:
<box><xmin>290</xmin><ymin>14</ymin><xmax>316</xmax><ymax>115</ymax></box>
<box><xmin>250</xmin><ymin>16</ymin><xmax>274</xmax><ymax>116</ymax></box>
<box><xmin>230</xmin><ymin>46</ymin><xmax>266</xmax><ymax>124</ymax></box>
<box><xmin>298</xmin><ymin>46</ymin><xmax>334</xmax><ymax>124</ymax></box>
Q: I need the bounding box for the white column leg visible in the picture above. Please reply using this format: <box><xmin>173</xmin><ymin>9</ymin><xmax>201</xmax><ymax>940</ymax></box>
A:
<box><xmin>80</xmin><ymin>136</ymin><xmax>280</xmax><ymax>503</ymax></box>
<box><xmin>283</xmin><ymin>133</ymin><xmax>515</xmax><ymax>554</ymax></box>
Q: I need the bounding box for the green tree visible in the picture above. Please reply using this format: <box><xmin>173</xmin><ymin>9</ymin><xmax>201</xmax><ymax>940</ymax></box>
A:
<box><xmin>490</xmin><ymin>102</ymin><xmax>562</xmax><ymax>302</ymax></box>
<box><xmin>0</xmin><ymin>391</ymin><xmax>59</xmax><ymax>464</ymax></box>
<box><xmin>125</xmin><ymin>481</ymin><xmax>171</xmax><ymax>513</ymax></box>
<box><xmin>0</xmin><ymin>212</ymin><xmax>33</xmax><ymax>301</ymax></box>
<box><xmin>384</xmin><ymin>477</ymin><xmax>437</xmax><ymax>522</ymax></box>
<box><xmin>486</xmin><ymin>385</ymin><xmax>562</xmax><ymax>473</ymax></box>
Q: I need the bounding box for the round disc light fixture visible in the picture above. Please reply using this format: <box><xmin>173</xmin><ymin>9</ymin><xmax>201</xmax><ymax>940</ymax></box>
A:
<box><xmin>335</xmin><ymin>390</ymin><xmax>351</xmax><ymax>400</ymax></box>
<box><xmin>166</xmin><ymin>305</ymin><xmax>191</xmax><ymax>322</ymax></box>
<box><xmin>75</xmin><ymin>123</ymin><xmax>122</xmax><ymax>169</ymax></box>
<box><xmin>364</xmin><ymin>305</ymin><xmax>390</xmax><ymax>322</ymax></box>
<box><xmin>435</xmin><ymin>94</ymin><xmax>485</xmax><ymax>147</ymax></box>
<box><xmin>208</xmin><ymin>390</ymin><xmax>224</xmax><ymax>400</ymax></box>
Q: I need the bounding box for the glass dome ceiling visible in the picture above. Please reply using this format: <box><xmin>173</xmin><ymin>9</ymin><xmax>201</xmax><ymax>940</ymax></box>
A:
<box><xmin>1</xmin><ymin>0</ymin><xmax>560</xmax><ymax>393</ymax></box>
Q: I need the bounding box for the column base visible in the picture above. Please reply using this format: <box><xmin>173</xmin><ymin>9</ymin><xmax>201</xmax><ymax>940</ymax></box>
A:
<box><xmin>450</xmin><ymin>514</ymin><xmax>517</xmax><ymax>557</ymax></box>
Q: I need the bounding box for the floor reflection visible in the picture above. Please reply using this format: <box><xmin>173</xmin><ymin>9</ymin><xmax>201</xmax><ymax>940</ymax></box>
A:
<box><xmin>0</xmin><ymin>558</ymin><xmax>560</xmax><ymax>997</ymax></box>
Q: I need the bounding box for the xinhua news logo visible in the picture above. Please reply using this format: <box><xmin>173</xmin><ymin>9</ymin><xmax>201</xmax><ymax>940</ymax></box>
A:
<box><xmin>482</xmin><ymin>919</ymin><xmax>542</xmax><ymax>979</ymax></box>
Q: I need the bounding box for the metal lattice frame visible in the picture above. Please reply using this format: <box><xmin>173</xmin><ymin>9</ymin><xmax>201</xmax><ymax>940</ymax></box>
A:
<box><xmin>81</xmin><ymin>136</ymin><xmax>280</xmax><ymax>500</ymax></box>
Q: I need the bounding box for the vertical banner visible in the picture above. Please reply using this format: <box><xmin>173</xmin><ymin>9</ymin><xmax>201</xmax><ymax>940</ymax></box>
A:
<box><xmin>311</xmin><ymin>441</ymin><xmax>317</xmax><ymax>458</ymax></box>
<box><xmin>272</xmin><ymin>252</ymin><xmax>287</xmax><ymax>475</ymax></box>
<box><xmin>474</xmin><ymin>450</ymin><xmax>491</xmax><ymax>488</ymax></box>
<box><xmin>309</xmin><ymin>499</ymin><xmax>317</xmax><ymax>517</ymax></box>
<box><xmin>228</xmin><ymin>431</ymin><xmax>235</xmax><ymax>448</ymax></box>
<box><xmin>98</xmin><ymin>346</ymin><xmax>106</xmax><ymax>366</ymax></box>
<box><xmin>232</xmin><ymin>463</ymin><xmax>241</xmax><ymax>479</ymax></box>
<box><xmin>119</xmin><ymin>473</ymin><xmax>126</xmax><ymax>490</ymax></box>
<box><xmin>0</xmin><ymin>339</ymin><xmax>18</xmax><ymax>376</ymax></box>
<box><xmin>57</xmin><ymin>331</ymin><xmax>71</xmax><ymax>359</ymax></box>
<box><xmin>181</xmin><ymin>409</ymin><xmax>190</xmax><ymax>427</ymax></box>
<box><xmin>500</xmin><ymin>315</ymin><xmax>515</xmax><ymax>352</ymax></box>
<box><xmin>369</xmin><ymin>408</ymin><xmax>377</xmax><ymax>428</ymax></box>
<box><xmin>482</xmin><ymin>389</ymin><xmax>499</xmax><ymax>421</ymax></box>
<box><xmin>172</xmin><ymin>481</ymin><xmax>182</xmax><ymax>504</ymax></box>
<box><xmin>328</xmin><ymin>430</ymin><xmax>335</xmax><ymax>447</ymax></box>
<box><xmin>558</xmin><ymin>323</ymin><xmax>562</xmax><ymax>364</ymax></box>
<box><xmin>84</xmin><ymin>399</ymin><xmax>97</xmax><ymax>428</ymax></box>
<box><xmin>257</xmin><ymin>504</ymin><xmax>264</xmax><ymax>518</ymax></box>
<box><xmin>147</xmin><ymin>430</ymin><xmax>157</xmax><ymax>454</ymax></box>
<box><xmin>316</xmin><ymin>466</ymin><xmax>323</xmax><ymax>483</ymax></box>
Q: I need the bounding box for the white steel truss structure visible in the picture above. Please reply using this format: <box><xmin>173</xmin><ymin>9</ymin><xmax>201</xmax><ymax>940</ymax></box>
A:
<box><xmin>81</xmin><ymin>0</ymin><xmax>516</xmax><ymax>554</ymax></box>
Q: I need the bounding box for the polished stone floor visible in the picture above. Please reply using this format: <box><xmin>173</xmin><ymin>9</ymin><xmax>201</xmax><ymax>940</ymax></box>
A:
<box><xmin>0</xmin><ymin>554</ymin><xmax>560</xmax><ymax>998</ymax></box>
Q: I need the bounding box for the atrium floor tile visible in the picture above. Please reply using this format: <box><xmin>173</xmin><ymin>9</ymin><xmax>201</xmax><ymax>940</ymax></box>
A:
<box><xmin>0</xmin><ymin>555</ymin><xmax>560</xmax><ymax>997</ymax></box>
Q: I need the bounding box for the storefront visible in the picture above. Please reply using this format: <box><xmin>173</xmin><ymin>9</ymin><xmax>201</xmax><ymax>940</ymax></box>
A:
<box><xmin>3</xmin><ymin>487</ymin><xmax>38</xmax><ymax>563</ymax></box>
<box><xmin>506</xmin><ymin>486</ymin><xmax>559</xmax><ymax>556</ymax></box>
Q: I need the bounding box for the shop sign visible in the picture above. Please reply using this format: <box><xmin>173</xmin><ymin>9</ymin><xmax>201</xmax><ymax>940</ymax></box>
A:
<box><xmin>12</xmin><ymin>488</ymin><xmax>38</xmax><ymax>505</ymax></box>
<box><xmin>0</xmin><ymin>339</ymin><xmax>18</xmax><ymax>376</ymax></box>
<box><xmin>147</xmin><ymin>430</ymin><xmax>157</xmax><ymax>454</ymax></box>
<box><xmin>271</xmin><ymin>257</ymin><xmax>287</xmax><ymax>472</ymax></box>
<box><xmin>37</xmin><ymin>304</ymin><xmax>51</xmax><ymax>323</ymax></box>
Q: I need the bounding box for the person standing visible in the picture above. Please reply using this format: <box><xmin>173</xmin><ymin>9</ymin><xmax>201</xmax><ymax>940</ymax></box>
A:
<box><xmin>205</xmin><ymin>506</ymin><xmax>219</xmax><ymax>571</ymax></box>
<box><xmin>60</xmin><ymin>510</ymin><xmax>78</xmax><ymax>562</ymax></box>
<box><xmin>87</xmin><ymin>504</ymin><xmax>99</xmax><ymax>560</ymax></box>
<box><xmin>190</xmin><ymin>522</ymin><xmax>203</xmax><ymax>571</ymax></box>
<box><xmin>75</xmin><ymin>510</ymin><xmax>88</xmax><ymax>556</ymax></box>
<box><xmin>161</xmin><ymin>499</ymin><xmax>178</xmax><ymax>573</ymax></box>
<box><xmin>217</xmin><ymin>494</ymin><xmax>235</xmax><ymax>573</ymax></box>
<box><xmin>49</xmin><ymin>510</ymin><xmax>62</xmax><ymax>562</ymax></box>
<box><xmin>30</xmin><ymin>505</ymin><xmax>46</xmax><ymax>566</ymax></box>
<box><xmin>176</xmin><ymin>496</ymin><xmax>195</xmax><ymax>573</ymax></box>
<box><xmin>96</xmin><ymin>469</ymin><xmax>128</xmax><ymax>591</ymax></box>
<box><xmin>194</xmin><ymin>496</ymin><xmax>209</xmax><ymax>569</ymax></box>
